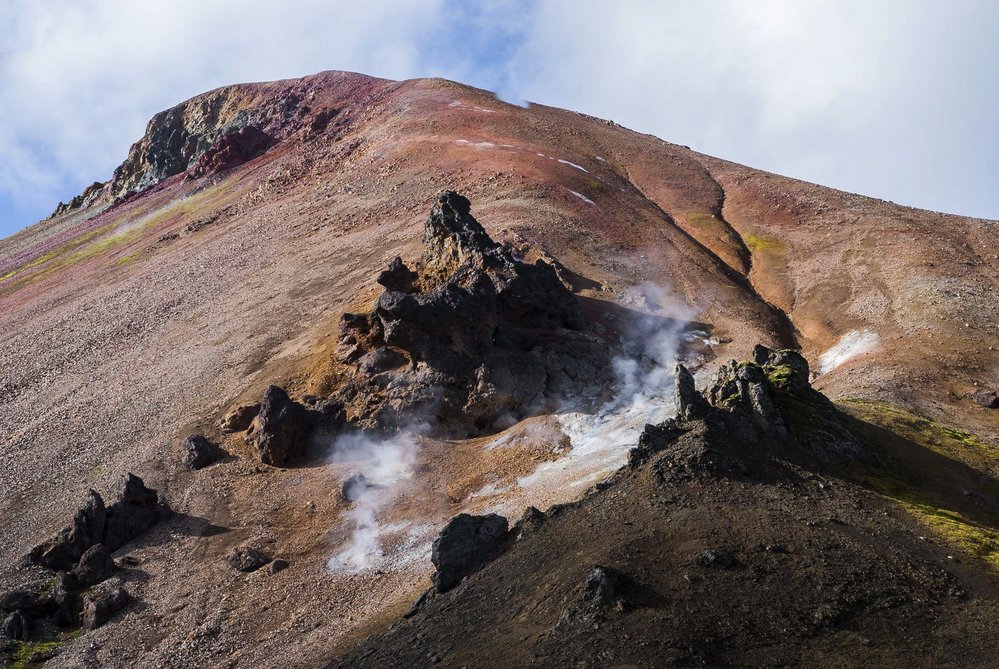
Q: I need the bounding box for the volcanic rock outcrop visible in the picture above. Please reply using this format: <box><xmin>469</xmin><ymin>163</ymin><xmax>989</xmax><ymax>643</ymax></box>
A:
<box><xmin>28</xmin><ymin>473</ymin><xmax>169</xmax><ymax>571</ymax></box>
<box><xmin>332</xmin><ymin>348</ymin><xmax>998</xmax><ymax>668</ymax></box>
<box><xmin>335</xmin><ymin>191</ymin><xmax>611</xmax><ymax>434</ymax></box>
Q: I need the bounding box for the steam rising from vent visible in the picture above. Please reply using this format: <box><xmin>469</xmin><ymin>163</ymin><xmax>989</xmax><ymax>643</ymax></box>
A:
<box><xmin>520</xmin><ymin>283</ymin><xmax>699</xmax><ymax>496</ymax></box>
<box><xmin>326</xmin><ymin>431</ymin><xmax>422</xmax><ymax>573</ymax></box>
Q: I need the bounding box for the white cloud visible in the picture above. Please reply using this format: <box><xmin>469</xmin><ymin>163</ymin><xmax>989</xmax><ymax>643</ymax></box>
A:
<box><xmin>0</xmin><ymin>0</ymin><xmax>444</xmax><ymax>227</ymax></box>
<box><xmin>1</xmin><ymin>0</ymin><xmax>996</xmax><ymax>237</ymax></box>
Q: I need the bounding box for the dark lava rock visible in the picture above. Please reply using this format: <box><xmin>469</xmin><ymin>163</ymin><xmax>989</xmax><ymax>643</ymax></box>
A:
<box><xmin>341</xmin><ymin>473</ymin><xmax>374</xmax><ymax>502</ymax></box>
<box><xmin>376</xmin><ymin>256</ymin><xmax>418</xmax><ymax>292</ymax></box>
<box><xmin>228</xmin><ymin>546</ymin><xmax>272</xmax><ymax>573</ymax></box>
<box><xmin>104</xmin><ymin>474</ymin><xmax>169</xmax><ymax>552</ymax></box>
<box><xmin>29</xmin><ymin>473</ymin><xmax>169</xmax><ymax>570</ymax></box>
<box><xmin>431</xmin><ymin>513</ymin><xmax>509</xmax><ymax>593</ymax></box>
<box><xmin>51</xmin><ymin>573</ymin><xmax>77</xmax><ymax>627</ymax></box>
<box><xmin>0</xmin><ymin>584</ymin><xmax>53</xmax><ymax>617</ymax></box>
<box><xmin>220</xmin><ymin>403</ymin><xmax>261</xmax><ymax>433</ymax></box>
<box><xmin>2</xmin><ymin>610</ymin><xmax>28</xmax><ymax>641</ymax></box>
<box><xmin>71</xmin><ymin>544</ymin><xmax>116</xmax><ymax>586</ymax></box>
<box><xmin>81</xmin><ymin>580</ymin><xmax>129</xmax><ymax>631</ymax></box>
<box><xmin>267</xmin><ymin>559</ymin><xmax>289</xmax><ymax>575</ymax></box>
<box><xmin>246</xmin><ymin>385</ymin><xmax>313</xmax><ymax>466</ymax></box>
<box><xmin>335</xmin><ymin>192</ymin><xmax>611</xmax><ymax>435</ymax></box>
<box><xmin>582</xmin><ymin>565</ymin><xmax>626</xmax><ymax>609</ymax></box>
<box><xmin>972</xmin><ymin>389</ymin><xmax>999</xmax><ymax>409</ymax></box>
<box><xmin>558</xmin><ymin>566</ymin><xmax>630</xmax><ymax>629</ymax></box>
<box><xmin>181</xmin><ymin>434</ymin><xmax>222</xmax><ymax>470</ymax></box>
<box><xmin>675</xmin><ymin>363</ymin><xmax>708</xmax><ymax>420</ymax></box>
<box><xmin>28</xmin><ymin>489</ymin><xmax>106</xmax><ymax>571</ymax></box>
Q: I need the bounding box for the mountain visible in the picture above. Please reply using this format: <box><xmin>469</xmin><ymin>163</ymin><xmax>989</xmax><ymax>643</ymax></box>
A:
<box><xmin>0</xmin><ymin>70</ymin><xmax>996</xmax><ymax>668</ymax></box>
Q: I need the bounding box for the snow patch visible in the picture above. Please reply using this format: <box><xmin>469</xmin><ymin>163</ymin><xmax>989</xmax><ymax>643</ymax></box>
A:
<box><xmin>568</xmin><ymin>190</ymin><xmax>595</xmax><ymax>205</ymax></box>
<box><xmin>557</xmin><ymin>159</ymin><xmax>589</xmax><ymax>173</ymax></box>
<box><xmin>819</xmin><ymin>329</ymin><xmax>879</xmax><ymax>373</ymax></box>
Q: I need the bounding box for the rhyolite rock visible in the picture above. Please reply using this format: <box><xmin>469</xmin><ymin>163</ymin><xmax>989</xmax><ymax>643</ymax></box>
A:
<box><xmin>220</xmin><ymin>403</ymin><xmax>260</xmax><ymax>433</ymax></box>
<box><xmin>431</xmin><ymin>513</ymin><xmax>509</xmax><ymax>593</ymax></box>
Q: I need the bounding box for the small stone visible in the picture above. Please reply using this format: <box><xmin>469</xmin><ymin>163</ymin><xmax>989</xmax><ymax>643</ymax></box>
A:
<box><xmin>267</xmin><ymin>559</ymin><xmax>289</xmax><ymax>575</ymax></box>
<box><xmin>228</xmin><ymin>546</ymin><xmax>271</xmax><ymax>573</ymax></box>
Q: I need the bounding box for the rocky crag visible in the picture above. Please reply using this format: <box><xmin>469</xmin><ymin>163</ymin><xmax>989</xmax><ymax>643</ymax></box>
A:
<box><xmin>334</xmin><ymin>191</ymin><xmax>612</xmax><ymax>435</ymax></box>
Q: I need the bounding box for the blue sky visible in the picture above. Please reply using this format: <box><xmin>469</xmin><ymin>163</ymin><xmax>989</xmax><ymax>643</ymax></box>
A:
<box><xmin>1</xmin><ymin>0</ymin><xmax>997</xmax><ymax>239</ymax></box>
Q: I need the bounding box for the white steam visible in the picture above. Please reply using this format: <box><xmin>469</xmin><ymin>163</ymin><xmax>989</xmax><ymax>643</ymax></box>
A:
<box><xmin>326</xmin><ymin>431</ymin><xmax>422</xmax><ymax>573</ymax></box>
<box><xmin>518</xmin><ymin>283</ymin><xmax>698</xmax><ymax>497</ymax></box>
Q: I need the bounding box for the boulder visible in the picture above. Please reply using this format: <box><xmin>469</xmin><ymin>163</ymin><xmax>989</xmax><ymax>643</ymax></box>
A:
<box><xmin>104</xmin><ymin>474</ymin><xmax>168</xmax><ymax>551</ymax></box>
<box><xmin>71</xmin><ymin>544</ymin><xmax>116</xmax><ymax>586</ymax></box>
<box><xmin>0</xmin><ymin>584</ymin><xmax>52</xmax><ymax>617</ymax></box>
<box><xmin>376</xmin><ymin>256</ymin><xmax>417</xmax><ymax>292</ymax></box>
<box><xmin>972</xmin><ymin>389</ymin><xmax>999</xmax><ymax>409</ymax></box>
<box><xmin>1</xmin><ymin>610</ymin><xmax>28</xmax><ymax>641</ymax></box>
<box><xmin>50</xmin><ymin>573</ymin><xmax>77</xmax><ymax>627</ymax></box>
<box><xmin>80</xmin><ymin>580</ymin><xmax>129</xmax><ymax>631</ymax></box>
<box><xmin>227</xmin><ymin>546</ymin><xmax>271</xmax><ymax>573</ymax></box>
<box><xmin>181</xmin><ymin>434</ymin><xmax>222</xmax><ymax>470</ymax></box>
<box><xmin>220</xmin><ymin>403</ymin><xmax>261</xmax><ymax>433</ymax></box>
<box><xmin>431</xmin><ymin>513</ymin><xmax>509</xmax><ymax>593</ymax></box>
<box><xmin>246</xmin><ymin>385</ymin><xmax>313</xmax><ymax>466</ymax></box>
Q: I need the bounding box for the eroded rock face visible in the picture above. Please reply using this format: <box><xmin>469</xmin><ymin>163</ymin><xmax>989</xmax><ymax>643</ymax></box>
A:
<box><xmin>336</xmin><ymin>192</ymin><xmax>611</xmax><ymax>434</ymax></box>
<box><xmin>431</xmin><ymin>512</ymin><xmax>509</xmax><ymax>593</ymax></box>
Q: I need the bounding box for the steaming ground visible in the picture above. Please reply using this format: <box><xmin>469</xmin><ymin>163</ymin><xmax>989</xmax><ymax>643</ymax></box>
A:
<box><xmin>324</xmin><ymin>284</ymin><xmax>691</xmax><ymax>583</ymax></box>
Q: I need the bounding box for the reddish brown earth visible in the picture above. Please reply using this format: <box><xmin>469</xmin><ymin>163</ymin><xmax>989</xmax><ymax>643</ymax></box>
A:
<box><xmin>0</xmin><ymin>71</ymin><xmax>996</xmax><ymax>668</ymax></box>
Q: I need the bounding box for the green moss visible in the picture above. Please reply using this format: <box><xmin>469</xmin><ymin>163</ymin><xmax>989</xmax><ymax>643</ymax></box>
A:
<box><xmin>855</xmin><ymin>469</ymin><xmax>999</xmax><ymax>571</ymax></box>
<box><xmin>9</xmin><ymin>633</ymin><xmax>78</xmax><ymax>668</ymax></box>
<box><xmin>839</xmin><ymin>399</ymin><xmax>998</xmax><ymax>472</ymax></box>
<box><xmin>765</xmin><ymin>364</ymin><xmax>794</xmax><ymax>389</ymax></box>
<box><xmin>115</xmin><ymin>250</ymin><xmax>144</xmax><ymax>266</ymax></box>
<box><xmin>839</xmin><ymin>398</ymin><xmax>999</xmax><ymax>572</ymax></box>
<box><xmin>743</xmin><ymin>231</ymin><xmax>787</xmax><ymax>254</ymax></box>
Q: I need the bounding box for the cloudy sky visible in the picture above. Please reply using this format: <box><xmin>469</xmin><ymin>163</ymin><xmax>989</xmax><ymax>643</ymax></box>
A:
<box><xmin>1</xmin><ymin>0</ymin><xmax>996</xmax><ymax>238</ymax></box>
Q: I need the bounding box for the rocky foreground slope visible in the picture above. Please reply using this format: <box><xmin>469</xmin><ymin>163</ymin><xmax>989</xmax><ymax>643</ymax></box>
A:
<box><xmin>333</xmin><ymin>349</ymin><xmax>999</xmax><ymax>667</ymax></box>
<box><xmin>0</xmin><ymin>70</ymin><xmax>997</xmax><ymax>667</ymax></box>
